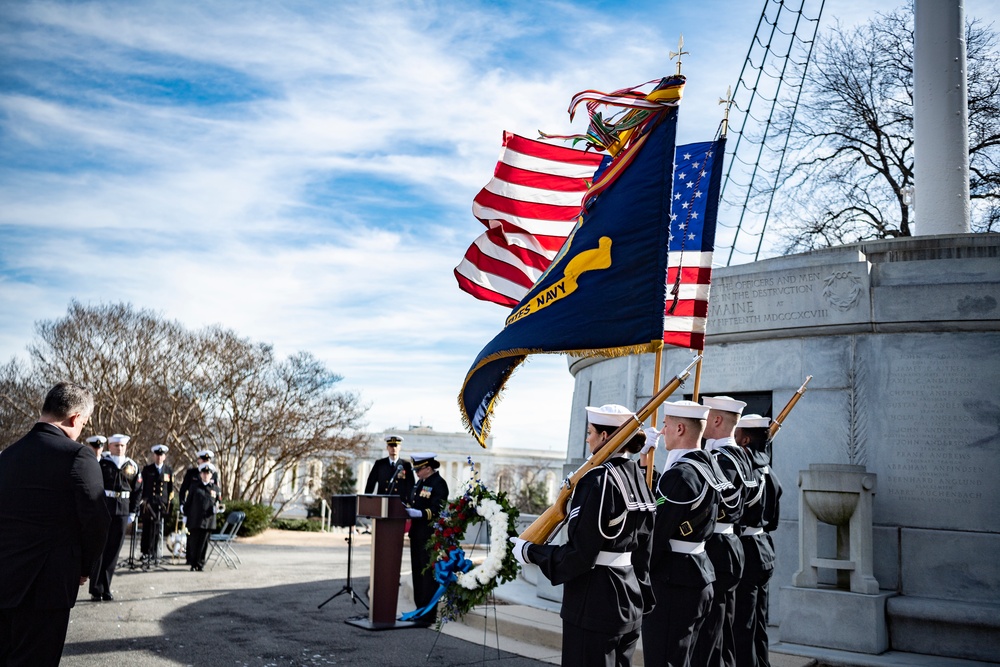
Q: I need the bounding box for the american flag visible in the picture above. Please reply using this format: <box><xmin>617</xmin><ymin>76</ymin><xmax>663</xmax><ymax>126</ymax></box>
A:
<box><xmin>663</xmin><ymin>139</ymin><xmax>725</xmax><ymax>350</ymax></box>
<box><xmin>454</xmin><ymin>132</ymin><xmax>605</xmax><ymax>307</ymax></box>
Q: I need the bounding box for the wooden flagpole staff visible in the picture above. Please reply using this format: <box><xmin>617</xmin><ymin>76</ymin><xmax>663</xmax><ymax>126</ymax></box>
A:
<box><xmin>769</xmin><ymin>375</ymin><xmax>812</xmax><ymax>439</ymax></box>
<box><xmin>520</xmin><ymin>354</ymin><xmax>702</xmax><ymax>545</ymax></box>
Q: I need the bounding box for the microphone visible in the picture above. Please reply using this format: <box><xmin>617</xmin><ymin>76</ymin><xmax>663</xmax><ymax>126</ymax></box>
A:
<box><xmin>387</xmin><ymin>463</ymin><xmax>405</xmax><ymax>496</ymax></box>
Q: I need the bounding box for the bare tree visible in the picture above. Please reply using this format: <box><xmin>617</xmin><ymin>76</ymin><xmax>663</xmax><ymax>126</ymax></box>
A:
<box><xmin>0</xmin><ymin>357</ymin><xmax>44</xmax><ymax>445</ymax></box>
<box><xmin>8</xmin><ymin>302</ymin><xmax>370</xmax><ymax>505</ymax></box>
<box><xmin>773</xmin><ymin>8</ymin><xmax>1000</xmax><ymax>252</ymax></box>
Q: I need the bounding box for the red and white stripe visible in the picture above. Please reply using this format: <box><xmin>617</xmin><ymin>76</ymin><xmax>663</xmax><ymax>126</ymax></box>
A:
<box><xmin>455</xmin><ymin>132</ymin><xmax>604</xmax><ymax>307</ymax></box>
<box><xmin>662</xmin><ymin>251</ymin><xmax>714</xmax><ymax>350</ymax></box>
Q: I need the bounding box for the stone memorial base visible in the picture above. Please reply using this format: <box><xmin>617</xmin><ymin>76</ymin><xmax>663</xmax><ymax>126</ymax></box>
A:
<box><xmin>779</xmin><ymin>586</ymin><xmax>894</xmax><ymax>654</ymax></box>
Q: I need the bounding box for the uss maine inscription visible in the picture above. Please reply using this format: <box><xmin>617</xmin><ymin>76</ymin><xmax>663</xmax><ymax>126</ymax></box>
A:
<box><xmin>707</xmin><ymin>259</ymin><xmax>871</xmax><ymax>336</ymax></box>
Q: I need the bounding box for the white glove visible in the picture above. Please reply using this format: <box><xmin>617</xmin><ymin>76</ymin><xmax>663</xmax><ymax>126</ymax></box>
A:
<box><xmin>181</xmin><ymin>516</ymin><xmax>188</xmax><ymax>527</ymax></box>
<box><xmin>405</xmin><ymin>507</ymin><xmax>421</xmax><ymax>519</ymax></box>
<box><xmin>640</xmin><ymin>427</ymin><xmax>662</xmax><ymax>454</ymax></box>
<box><xmin>509</xmin><ymin>537</ymin><xmax>532</xmax><ymax>565</ymax></box>
<box><xmin>127</xmin><ymin>513</ymin><xmax>135</xmax><ymax>525</ymax></box>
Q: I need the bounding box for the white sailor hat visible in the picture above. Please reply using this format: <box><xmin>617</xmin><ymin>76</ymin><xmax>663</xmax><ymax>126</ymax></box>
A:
<box><xmin>196</xmin><ymin>449</ymin><xmax>214</xmax><ymax>460</ymax></box>
<box><xmin>585</xmin><ymin>404</ymin><xmax>635</xmax><ymax>427</ymax></box>
<box><xmin>151</xmin><ymin>444</ymin><xmax>169</xmax><ymax>454</ymax></box>
<box><xmin>108</xmin><ymin>433</ymin><xmax>131</xmax><ymax>446</ymax></box>
<box><xmin>198</xmin><ymin>462</ymin><xmax>217</xmax><ymax>473</ymax></box>
<box><xmin>411</xmin><ymin>452</ymin><xmax>439</xmax><ymax>469</ymax></box>
<box><xmin>661</xmin><ymin>400</ymin><xmax>711</xmax><ymax>420</ymax></box>
<box><xmin>702</xmin><ymin>395</ymin><xmax>747</xmax><ymax>415</ymax></box>
<box><xmin>86</xmin><ymin>435</ymin><xmax>107</xmax><ymax>447</ymax></box>
<box><xmin>385</xmin><ymin>436</ymin><xmax>403</xmax><ymax>445</ymax></box>
<box><xmin>737</xmin><ymin>414</ymin><xmax>771</xmax><ymax>429</ymax></box>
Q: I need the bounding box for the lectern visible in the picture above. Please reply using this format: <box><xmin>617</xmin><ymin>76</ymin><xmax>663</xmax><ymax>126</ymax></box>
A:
<box><xmin>345</xmin><ymin>494</ymin><xmax>416</xmax><ymax>630</ymax></box>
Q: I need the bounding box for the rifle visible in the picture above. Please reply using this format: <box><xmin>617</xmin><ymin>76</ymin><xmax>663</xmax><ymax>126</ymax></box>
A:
<box><xmin>769</xmin><ymin>375</ymin><xmax>812</xmax><ymax>438</ymax></box>
<box><xmin>519</xmin><ymin>355</ymin><xmax>702</xmax><ymax>544</ymax></box>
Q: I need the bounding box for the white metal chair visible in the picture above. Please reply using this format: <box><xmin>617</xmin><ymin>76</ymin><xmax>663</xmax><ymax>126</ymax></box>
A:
<box><xmin>207</xmin><ymin>511</ymin><xmax>245</xmax><ymax>570</ymax></box>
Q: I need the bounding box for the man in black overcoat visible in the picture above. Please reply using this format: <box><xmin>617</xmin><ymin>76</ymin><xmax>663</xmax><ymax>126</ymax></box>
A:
<box><xmin>138</xmin><ymin>443</ymin><xmax>173</xmax><ymax>561</ymax></box>
<box><xmin>0</xmin><ymin>382</ymin><xmax>109</xmax><ymax>666</ymax></box>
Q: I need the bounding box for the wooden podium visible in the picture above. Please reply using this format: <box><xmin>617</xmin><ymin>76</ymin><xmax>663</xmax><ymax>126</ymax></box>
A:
<box><xmin>345</xmin><ymin>494</ymin><xmax>416</xmax><ymax>630</ymax></box>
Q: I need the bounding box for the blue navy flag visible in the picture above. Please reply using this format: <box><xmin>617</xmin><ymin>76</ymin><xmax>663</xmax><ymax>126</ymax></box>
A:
<box><xmin>459</xmin><ymin>106</ymin><xmax>680</xmax><ymax>446</ymax></box>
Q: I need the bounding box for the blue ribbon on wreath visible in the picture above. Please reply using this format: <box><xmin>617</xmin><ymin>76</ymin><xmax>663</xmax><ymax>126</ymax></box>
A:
<box><xmin>399</xmin><ymin>548</ymin><xmax>473</xmax><ymax>621</ymax></box>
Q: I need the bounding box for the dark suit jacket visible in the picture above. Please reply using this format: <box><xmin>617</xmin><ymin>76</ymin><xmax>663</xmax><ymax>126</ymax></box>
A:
<box><xmin>364</xmin><ymin>457</ymin><xmax>413</xmax><ymax>498</ymax></box>
<box><xmin>0</xmin><ymin>422</ymin><xmax>109</xmax><ymax>609</ymax></box>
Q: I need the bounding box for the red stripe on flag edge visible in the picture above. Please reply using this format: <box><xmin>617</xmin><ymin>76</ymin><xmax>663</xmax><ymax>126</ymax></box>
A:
<box><xmin>666</xmin><ymin>266</ymin><xmax>713</xmax><ymax>283</ymax></box>
<box><xmin>474</xmin><ymin>189</ymin><xmax>584</xmax><ymax>224</ymax></box>
<box><xmin>661</xmin><ymin>299</ymin><xmax>709</xmax><ymax>318</ymax></box>
<box><xmin>663</xmin><ymin>332</ymin><xmax>706</xmax><ymax>350</ymax></box>
<box><xmin>492</xmin><ymin>161</ymin><xmax>594</xmax><ymax>193</ymax></box>
<box><xmin>502</xmin><ymin>131</ymin><xmax>606</xmax><ymax>167</ymax></box>
<box><xmin>455</xmin><ymin>270</ymin><xmax>521</xmax><ymax>308</ymax></box>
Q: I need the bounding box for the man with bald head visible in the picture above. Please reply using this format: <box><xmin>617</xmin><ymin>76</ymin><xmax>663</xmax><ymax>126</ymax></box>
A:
<box><xmin>0</xmin><ymin>382</ymin><xmax>109</xmax><ymax>666</ymax></box>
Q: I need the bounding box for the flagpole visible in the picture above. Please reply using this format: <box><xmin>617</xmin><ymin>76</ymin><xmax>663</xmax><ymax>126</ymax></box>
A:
<box><xmin>692</xmin><ymin>350</ymin><xmax>704</xmax><ymax>401</ymax></box>
<box><xmin>645</xmin><ymin>348</ymin><xmax>663</xmax><ymax>489</ymax></box>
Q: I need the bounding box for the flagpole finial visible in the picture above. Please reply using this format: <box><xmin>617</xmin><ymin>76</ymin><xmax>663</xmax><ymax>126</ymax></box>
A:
<box><xmin>718</xmin><ymin>85</ymin><xmax>734</xmax><ymax>137</ymax></box>
<box><xmin>669</xmin><ymin>34</ymin><xmax>688</xmax><ymax>76</ymax></box>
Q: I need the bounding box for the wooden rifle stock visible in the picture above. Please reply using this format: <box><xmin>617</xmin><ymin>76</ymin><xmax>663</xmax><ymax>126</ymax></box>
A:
<box><xmin>769</xmin><ymin>375</ymin><xmax>812</xmax><ymax>439</ymax></box>
<box><xmin>519</xmin><ymin>355</ymin><xmax>702</xmax><ymax>544</ymax></box>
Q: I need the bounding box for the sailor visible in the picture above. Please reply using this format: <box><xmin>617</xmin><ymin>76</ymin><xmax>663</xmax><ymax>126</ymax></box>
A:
<box><xmin>365</xmin><ymin>435</ymin><xmax>413</xmax><ymax>498</ymax></box>
<box><xmin>510</xmin><ymin>404</ymin><xmax>657</xmax><ymax>666</ymax></box>
<box><xmin>693</xmin><ymin>396</ymin><xmax>753</xmax><ymax>667</ymax></box>
<box><xmin>90</xmin><ymin>433</ymin><xmax>140</xmax><ymax>601</ymax></box>
<box><xmin>85</xmin><ymin>434</ymin><xmax>106</xmax><ymax>459</ymax></box>
<box><xmin>403</xmin><ymin>452</ymin><xmax>449</xmax><ymax>626</ymax></box>
<box><xmin>641</xmin><ymin>400</ymin><xmax>734</xmax><ymax>667</ymax></box>
<box><xmin>138</xmin><ymin>444</ymin><xmax>173</xmax><ymax>562</ymax></box>
<box><xmin>179</xmin><ymin>449</ymin><xmax>218</xmax><ymax>510</ymax></box>
<box><xmin>733</xmin><ymin>414</ymin><xmax>782</xmax><ymax>667</ymax></box>
<box><xmin>184</xmin><ymin>462</ymin><xmax>221</xmax><ymax>571</ymax></box>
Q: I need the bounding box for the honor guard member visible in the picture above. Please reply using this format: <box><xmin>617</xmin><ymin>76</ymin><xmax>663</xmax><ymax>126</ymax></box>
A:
<box><xmin>179</xmin><ymin>450</ymin><xmax>218</xmax><ymax>513</ymax></box>
<box><xmin>694</xmin><ymin>397</ymin><xmax>754</xmax><ymax>667</ymax></box>
<box><xmin>642</xmin><ymin>400</ymin><xmax>734</xmax><ymax>667</ymax></box>
<box><xmin>365</xmin><ymin>435</ymin><xmax>413</xmax><ymax>499</ymax></box>
<box><xmin>184</xmin><ymin>462</ymin><xmax>221</xmax><ymax>571</ymax></box>
<box><xmin>90</xmin><ymin>433</ymin><xmax>140</xmax><ymax>601</ymax></box>
<box><xmin>403</xmin><ymin>452</ymin><xmax>449</xmax><ymax>626</ymax></box>
<box><xmin>139</xmin><ymin>444</ymin><xmax>173</xmax><ymax>561</ymax></box>
<box><xmin>732</xmin><ymin>415</ymin><xmax>782</xmax><ymax>667</ymax></box>
<box><xmin>85</xmin><ymin>435</ymin><xmax>106</xmax><ymax>459</ymax></box>
<box><xmin>510</xmin><ymin>405</ymin><xmax>657</xmax><ymax>667</ymax></box>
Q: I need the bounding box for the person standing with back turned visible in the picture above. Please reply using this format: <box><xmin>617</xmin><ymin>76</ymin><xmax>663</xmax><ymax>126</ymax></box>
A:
<box><xmin>0</xmin><ymin>382</ymin><xmax>109</xmax><ymax>667</ymax></box>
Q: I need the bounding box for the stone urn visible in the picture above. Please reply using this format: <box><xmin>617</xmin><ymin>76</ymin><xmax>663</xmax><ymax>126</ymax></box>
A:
<box><xmin>794</xmin><ymin>463</ymin><xmax>879</xmax><ymax>594</ymax></box>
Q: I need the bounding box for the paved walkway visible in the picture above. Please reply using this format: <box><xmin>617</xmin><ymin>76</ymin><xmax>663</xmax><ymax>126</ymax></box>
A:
<box><xmin>62</xmin><ymin>529</ymin><xmax>546</xmax><ymax>667</ymax></box>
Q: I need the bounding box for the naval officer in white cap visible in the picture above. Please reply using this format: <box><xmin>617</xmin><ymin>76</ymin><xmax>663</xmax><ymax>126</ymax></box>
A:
<box><xmin>510</xmin><ymin>404</ymin><xmax>656</xmax><ymax>666</ymax></box>
<box><xmin>641</xmin><ymin>400</ymin><xmax>734</xmax><ymax>667</ymax></box>
<box><xmin>732</xmin><ymin>415</ymin><xmax>782</xmax><ymax>667</ymax></box>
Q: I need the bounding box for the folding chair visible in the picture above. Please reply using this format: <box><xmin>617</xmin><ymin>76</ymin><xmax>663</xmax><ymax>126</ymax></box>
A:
<box><xmin>208</xmin><ymin>511</ymin><xmax>245</xmax><ymax>570</ymax></box>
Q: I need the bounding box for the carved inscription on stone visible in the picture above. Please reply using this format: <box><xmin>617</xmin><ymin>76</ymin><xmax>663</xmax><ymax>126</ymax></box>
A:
<box><xmin>708</xmin><ymin>261</ymin><xmax>870</xmax><ymax>335</ymax></box>
<box><xmin>881</xmin><ymin>351</ymin><xmax>995</xmax><ymax>514</ymax></box>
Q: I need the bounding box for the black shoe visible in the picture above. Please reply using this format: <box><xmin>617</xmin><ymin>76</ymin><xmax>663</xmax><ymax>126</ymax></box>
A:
<box><xmin>102</xmin><ymin>593</ymin><xmax>114</xmax><ymax>601</ymax></box>
<box><xmin>90</xmin><ymin>594</ymin><xmax>102</xmax><ymax>602</ymax></box>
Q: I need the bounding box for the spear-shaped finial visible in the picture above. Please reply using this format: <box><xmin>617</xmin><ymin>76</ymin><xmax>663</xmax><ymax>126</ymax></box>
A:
<box><xmin>718</xmin><ymin>85</ymin><xmax>734</xmax><ymax>137</ymax></box>
<box><xmin>669</xmin><ymin>34</ymin><xmax>688</xmax><ymax>75</ymax></box>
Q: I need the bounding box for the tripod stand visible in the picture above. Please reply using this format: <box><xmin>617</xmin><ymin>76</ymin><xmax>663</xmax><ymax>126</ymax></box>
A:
<box><xmin>318</xmin><ymin>527</ymin><xmax>368</xmax><ymax>610</ymax></box>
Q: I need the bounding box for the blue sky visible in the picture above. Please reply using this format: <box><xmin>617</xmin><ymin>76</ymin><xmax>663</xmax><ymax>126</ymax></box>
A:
<box><xmin>2</xmin><ymin>1</ymin><xmax>996</xmax><ymax>452</ymax></box>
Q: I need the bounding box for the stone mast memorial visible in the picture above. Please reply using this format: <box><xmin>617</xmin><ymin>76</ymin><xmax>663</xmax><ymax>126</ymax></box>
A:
<box><xmin>561</xmin><ymin>1</ymin><xmax>999</xmax><ymax>661</ymax></box>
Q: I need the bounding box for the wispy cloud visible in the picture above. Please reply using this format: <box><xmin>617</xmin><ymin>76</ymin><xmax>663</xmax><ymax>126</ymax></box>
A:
<box><xmin>4</xmin><ymin>0</ymin><xmax>995</xmax><ymax>449</ymax></box>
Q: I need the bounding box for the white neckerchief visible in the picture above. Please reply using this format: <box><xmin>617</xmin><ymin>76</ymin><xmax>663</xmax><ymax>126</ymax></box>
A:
<box><xmin>705</xmin><ymin>435</ymin><xmax>737</xmax><ymax>452</ymax></box>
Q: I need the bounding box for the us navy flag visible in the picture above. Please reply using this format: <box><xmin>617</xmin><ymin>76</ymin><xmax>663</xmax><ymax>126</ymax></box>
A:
<box><xmin>459</xmin><ymin>102</ymin><xmax>680</xmax><ymax>446</ymax></box>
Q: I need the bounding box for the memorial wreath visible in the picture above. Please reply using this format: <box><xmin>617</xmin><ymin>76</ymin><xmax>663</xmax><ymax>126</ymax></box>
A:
<box><xmin>423</xmin><ymin>460</ymin><xmax>520</xmax><ymax>623</ymax></box>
